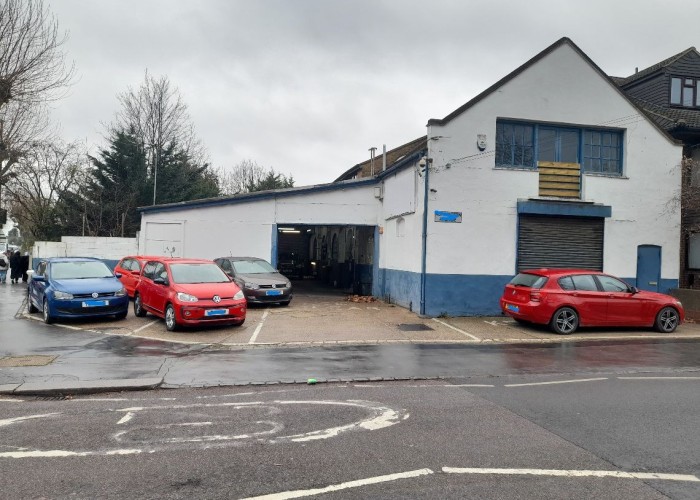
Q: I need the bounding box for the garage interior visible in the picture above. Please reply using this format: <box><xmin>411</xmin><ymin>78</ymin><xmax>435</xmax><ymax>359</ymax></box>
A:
<box><xmin>276</xmin><ymin>224</ymin><xmax>375</xmax><ymax>295</ymax></box>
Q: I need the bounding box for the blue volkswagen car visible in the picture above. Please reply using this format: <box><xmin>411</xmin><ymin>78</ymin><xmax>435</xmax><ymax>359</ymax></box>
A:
<box><xmin>28</xmin><ymin>257</ymin><xmax>129</xmax><ymax>324</ymax></box>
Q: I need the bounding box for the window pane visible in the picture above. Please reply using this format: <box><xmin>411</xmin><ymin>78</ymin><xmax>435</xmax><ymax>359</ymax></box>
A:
<box><xmin>697</xmin><ymin>82</ymin><xmax>700</xmax><ymax>106</ymax></box>
<box><xmin>671</xmin><ymin>77</ymin><xmax>682</xmax><ymax>104</ymax></box>
<box><xmin>682</xmin><ymin>85</ymin><xmax>693</xmax><ymax>107</ymax></box>
<box><xmin>560</xmin><ymin>130</ymin><xmax>579</xmax><ymax>162</ymax></box>
<box><xmin>538</xmin><ymin>128</ymin><xmax>557</xmax><ymax>162</ymax></box>
<box><xmin>572</xmin><ymin>274</ymin><xmax>599</xmax><ymax>291</ymax></box>
<box><xmin>598</xmin><ymin>275</ymin><xmax>629</xmax><ymax>292</ymax></box>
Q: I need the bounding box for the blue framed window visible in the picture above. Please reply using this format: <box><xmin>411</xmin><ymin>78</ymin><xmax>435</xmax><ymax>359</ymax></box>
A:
<box><xmin>583</xmin><ymin>130</ymin><xmax>621</xmax><ymax>174</ymax></box>
<box><xmin>495</xmin><ymin>122</ymin><xmax>535</xmax><ymax>168</ymax></box>
<box><xmin>496</xmin><ymin>120</ymin><xmax>623</xmax><ymax>175</ymax></box>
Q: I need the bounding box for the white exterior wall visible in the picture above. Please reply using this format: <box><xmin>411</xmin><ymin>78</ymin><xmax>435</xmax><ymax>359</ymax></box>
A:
<box><xmin>139</xmin><ymin>184</ymin><xmax>379</xmax><ymax>261</ymax></box>
<box><xmin>378</xmin><ymin>165</ymin><xmax>424</xmax><ymax>273</ymax></box>
<box><xmin>426</xmin><ymin>43</ymin><xmax>682</xmax><ymax>282</ymax></box>
<box><xmin>32</xmin><ymin>237</ymin><xmax>138</xmax><ymax>260</ymax></box>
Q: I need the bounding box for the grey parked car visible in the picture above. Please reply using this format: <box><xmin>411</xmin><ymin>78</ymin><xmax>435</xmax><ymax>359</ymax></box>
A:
<box><xmin>214</xmin><ymin>257</ymin><xmax>292</xmax><ymax>306</ymax></box>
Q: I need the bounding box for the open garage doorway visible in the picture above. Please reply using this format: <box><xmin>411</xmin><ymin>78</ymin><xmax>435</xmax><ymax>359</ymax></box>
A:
<box><xmin>275</xmin><ymin>224</ymin><xmax>376</xmax><ymax>295</ymax></box>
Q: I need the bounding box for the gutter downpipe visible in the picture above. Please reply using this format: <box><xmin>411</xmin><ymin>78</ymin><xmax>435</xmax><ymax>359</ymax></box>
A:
<box><xmin>420</xmin><ymin>154</ymin><xmax>430</xmax><ymax>316</ymax></box>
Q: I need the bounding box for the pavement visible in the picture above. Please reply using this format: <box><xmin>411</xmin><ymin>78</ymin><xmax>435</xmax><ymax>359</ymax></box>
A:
<box><xmin>2</xmin><ymin>279</ymin><xmax>700</xmax><ymax>395</ymax></box>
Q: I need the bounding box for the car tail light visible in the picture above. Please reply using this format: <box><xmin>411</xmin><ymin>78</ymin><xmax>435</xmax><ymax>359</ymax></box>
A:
<box><xmin>530</xmin><ymin>291</ymin><xmax>541</xmax><ymax>302</ymax></box>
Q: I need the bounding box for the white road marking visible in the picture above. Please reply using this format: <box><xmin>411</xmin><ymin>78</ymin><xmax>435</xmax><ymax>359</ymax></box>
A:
<box><xmin>133</xmin><ymin>320</ymin><xmax>159</xmax><ymax>334</ymax></box>
<box><xmin>443</xmin><ymin>467</ymin><xmax>700</xmax><ymax>482</ymax></box>
<box><xmin>53</xmin><ymin>323</ymin><xmax>82</xmax><ymax>330</ymax></box>
<box><xmin>447</xmin><ymin>384</ymin><xmax>495</xmax><ymax>387</ymax></box>
<box><xmin>617</xmin><ymin>376</ymin><xmax>700</xmax><ymax>380</ymax></box>
<box><xmin>242</xmin><ymin>468</ymin><xmax>435</xmax><ymax>499</ymax></box>
<box><xmin>0</xmin><ymin>413</ymin><xmax>59</xmax><ymax>427</ymax></box>
<box><xmin>249</xmin><ymin>310</ymin><xmax>270</xmax><ymax>344</ymax></box>
<box><xmin>0</xmin><ymin>399</ymin><xmax>25</xmax><ymax>402</ymax></box>
<box><xmin>0</xmin><ymin>449</ymin><xmax>143</xmax><ymax>459</ymax></box>
<box><xmin>505</xmin><ymin>377</ymin><xmax>607</xmax><ymax>387</ymax></box>
<box><xmin>432</xmin><ymin>318</ymin><xmax>480</xmax><ymax>341</ymax></box>
<box><xmin>117</xmin><ymin>412</ymin><xmax>135</xmax><ymax>425</ymax></box>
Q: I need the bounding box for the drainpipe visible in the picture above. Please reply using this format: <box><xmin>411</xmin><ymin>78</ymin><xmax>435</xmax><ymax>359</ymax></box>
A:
<box><xmin>419</xmin><ymin>154</ymin><xmax>431</xmax><ymax>316</ymax></box>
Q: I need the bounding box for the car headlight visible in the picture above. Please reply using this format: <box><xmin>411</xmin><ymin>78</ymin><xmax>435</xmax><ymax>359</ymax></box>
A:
<box><xmin>234</xmin><ymin>290</ymin><xmax>245</xmax><ymax>300</ymax></box>
<box><xmin>53</xmin><ymin>290</ymin><xmax>73</xmax><ymax>300</ymax></box>
<box><xmin>244</xmin><ymin>282</ymin><xmax>259</xmax><ymax>290</ymax></box>
<box><xmin>115</xmin><ymin>287</ymin><xmax>127</xmax><ymax>297</ymax></box>
<box><xmin>177</xmin><ymin>292</ymin><xmax>198</xmax><ymax>302</ymax></box>
<box><xmin>285</xmin><ymin>281</ymin><xmax>292</xmax><ymax>288</ymax></box>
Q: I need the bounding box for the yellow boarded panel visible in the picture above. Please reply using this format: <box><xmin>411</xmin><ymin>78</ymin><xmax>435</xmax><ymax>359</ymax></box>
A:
<box><xmin>538</xmin><ymin>162</ymin><xmax>580</xmax><ymax>198</ymax></box>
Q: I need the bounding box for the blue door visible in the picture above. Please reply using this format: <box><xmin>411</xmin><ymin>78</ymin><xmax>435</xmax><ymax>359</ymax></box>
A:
<box><xmin>636</xmin><ymin>245</ymin><xmax>661</xmax><ymax>292</ymax></box>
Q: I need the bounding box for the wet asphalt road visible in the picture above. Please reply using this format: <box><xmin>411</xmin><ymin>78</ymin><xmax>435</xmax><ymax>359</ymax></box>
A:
<box><xmin>2</xmin><ymin>279</ymin><xmax>700</xmax><ymax>388</ymax></box>
<box><xmin>1</xmin><ymin>380</ymin><xmax>698</xmax><ymax>499</ymax></box>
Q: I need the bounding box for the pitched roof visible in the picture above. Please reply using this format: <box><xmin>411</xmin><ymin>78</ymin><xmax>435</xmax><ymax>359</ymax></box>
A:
<box><xmin>427</xmin><ymin>37</ymin><xmax>677</xmax><ymax>145</ymax></box>
<box><xmin>616</xmin><ymin>47</ymin><xmax>699</xmax><ymax>86</ymax></box>
<box><xmin>628</xmin><ymin>97</ymin><xmax>700</xmax><ymax>132</ymax></box>
<box><xmin>334</xmin><ymin>135</ymin><xmax>427</xmax><ymax>182</ymax></box>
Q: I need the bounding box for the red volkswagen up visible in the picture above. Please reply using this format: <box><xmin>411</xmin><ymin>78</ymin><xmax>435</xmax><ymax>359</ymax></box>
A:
<box><xmin>133</xmin><ymin>258</ymin><xmax>247</xmax><ymax>331</ymax></box>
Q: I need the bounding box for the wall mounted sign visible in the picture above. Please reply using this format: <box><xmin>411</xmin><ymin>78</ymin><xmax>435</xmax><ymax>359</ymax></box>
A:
<box><xmin>434</xmin><ymin>210</ymin><xmax>462</xmax><ymax>223</ymax></box>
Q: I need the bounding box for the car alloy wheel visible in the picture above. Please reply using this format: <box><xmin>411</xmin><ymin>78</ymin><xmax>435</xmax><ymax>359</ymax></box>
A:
<box><xmin>42</xmin><ymin>299</ymin><xmax>54</xmax><ymax>324</ymax></box>
<box><xmin>655</xmin><ymin>306</ymin><xmax>679</xmax><ymax>333</ymax></box>
<box><xmin>550</xmin><ymin>307</ymin><xmax>578</xmax><ymax>335</ymax></box>
<box><xmin>134</xmin><ymin>293</ymin><xmax>147</xmax><ymax>317</ymax></box>
<box><xmin>165</xmin><ymin>304</ymin><xmax>178</xmax><ymax>331</ymax></box>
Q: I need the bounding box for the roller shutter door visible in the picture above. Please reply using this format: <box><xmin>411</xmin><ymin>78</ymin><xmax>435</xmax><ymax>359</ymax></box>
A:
<box><xmin>517</xmin><ymin>215</ymin><xmax>603</xmax><ymax>271</ymax></box>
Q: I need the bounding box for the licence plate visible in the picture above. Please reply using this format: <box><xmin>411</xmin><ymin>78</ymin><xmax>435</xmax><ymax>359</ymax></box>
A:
<box><xmin>205</xmin><ymin>309</ymin><xmax>227</xmax><ymax>317</ymax></box>
<box><xmin>505</xmin><ymin>303</ymin><xmax>519</xmax><ymax>313</ymax></box>
<box><xmin>266</xmin><ymin>290</ymin><xmax>282</xmax><ymax>296</ymax></box>
<box><xmin>82</xmin><ymin>300</ymin><xmax>109</xmax><ymax>307</ymax></box>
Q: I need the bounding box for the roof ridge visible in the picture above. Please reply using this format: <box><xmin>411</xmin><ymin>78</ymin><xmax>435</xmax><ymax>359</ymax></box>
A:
<box><xmin>619</xmin><ymin>47</ymin><xmax>700</xmax><ymax>85</ymax></box>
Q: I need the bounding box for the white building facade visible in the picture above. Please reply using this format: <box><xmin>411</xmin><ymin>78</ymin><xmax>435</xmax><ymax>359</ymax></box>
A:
<box><xmin>139</xmin><ymin>39</ymin><xmax>683</xmax><ymax>317</ymax></box>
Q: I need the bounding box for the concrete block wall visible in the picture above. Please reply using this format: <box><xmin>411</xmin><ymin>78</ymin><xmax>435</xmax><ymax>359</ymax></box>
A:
<box><xmin>32</xmin><ymin>237</ymin><xmax>138</xmax><ymax>260</ymax></box>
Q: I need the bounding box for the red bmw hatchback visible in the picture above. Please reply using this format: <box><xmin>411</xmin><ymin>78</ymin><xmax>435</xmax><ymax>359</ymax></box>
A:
<box><xmin>500</xmin><ymin>269</ymin><xmax>684</xmax><ymax>334</ymax></box>
<box><xmin>133</xmin><ymin>258</ymin><xmax>247</xmax><ymax>331</ymax></box>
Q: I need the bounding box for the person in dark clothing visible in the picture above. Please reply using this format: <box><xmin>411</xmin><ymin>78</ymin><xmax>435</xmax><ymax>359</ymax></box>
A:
<box><xmin>10</xmin><ymin>251</ymin><xmax>21</xmax><ymax>284</ymax></box>
<box><xmin>20</xmin><ymin>252</ymin><xmax>30</xmax><ymax>282</ymax></box>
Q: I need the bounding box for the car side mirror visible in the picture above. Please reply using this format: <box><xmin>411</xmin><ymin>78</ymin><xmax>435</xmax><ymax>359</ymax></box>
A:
<box><xmin>153</xmin><ymin>277</ymin><xmax>169</xmax><ymax>286</ymax></box>
<box><xmin>114</xmin><ymin>272</ymin><xmax>122</xmax><ymax>278</ymax></box>
<box><xmin>630</xmin><ymin>286</ymin><xmax>639</xmax><ymax>294</ymax></box>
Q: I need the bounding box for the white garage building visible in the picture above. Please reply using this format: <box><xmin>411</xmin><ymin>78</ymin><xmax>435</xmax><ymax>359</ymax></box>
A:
<box><xmin>138</xmin><ymin>38</ymin><xmax>683</xmax><ymax>316</ymax></box>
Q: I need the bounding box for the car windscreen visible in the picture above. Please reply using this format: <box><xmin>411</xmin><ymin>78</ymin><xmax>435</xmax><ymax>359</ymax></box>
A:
<box><xmin>509</xmin><ymin>273</ymin><xmax>548</xmax><ymax>289</ymax></box>
<box><xmin>170</xmin><ymin>263</ymin><xmax>230</xmax><ymax>284</ymax></box>
<box><xmin>232</xmin><ymin>259</ymin><xmax>276</xmax><ymax>274</ymax></box>
<box><xmin>52</xmin><ymin>261</ymin><xmax>113</xmax><ymax>280</ymax></box>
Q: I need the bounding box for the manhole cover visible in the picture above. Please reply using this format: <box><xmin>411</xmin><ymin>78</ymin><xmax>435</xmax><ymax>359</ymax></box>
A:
<box><xmin>397</xmin><ymin>323</ymin><xmax>434</xmax><ymax>332</ymax></box>
<box><xmin>0</xmin><ymin>355</ymin><xmax>57</xmax><ymax>367</ymax></box>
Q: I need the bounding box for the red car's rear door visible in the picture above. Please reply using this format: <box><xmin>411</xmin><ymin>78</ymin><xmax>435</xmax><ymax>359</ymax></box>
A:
<box><xmin>569</xmin><ymin>274</ymin><xmax>607</xmax><ymax>325</ymax></box>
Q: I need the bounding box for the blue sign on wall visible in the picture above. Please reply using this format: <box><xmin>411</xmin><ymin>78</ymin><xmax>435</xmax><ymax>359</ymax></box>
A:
<box><xmin>434</xmin><ymin>210</ymin><xmax>462</xmax><ymax>223</ymax></box>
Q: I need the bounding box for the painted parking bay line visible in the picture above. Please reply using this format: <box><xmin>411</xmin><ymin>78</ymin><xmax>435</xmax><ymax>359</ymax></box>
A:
<box><xmin>249</xmin><ymin>310</ymin><xmax>270</xmax><ymax>344</ymax></box>
<box><xmin>431</xmin><ymin>318</ymin><xmax>480</xmax><ymax>341</ymax></box>
<box><xmin>443</xmin><ymin>467</ymin><xmax>699</xmax><ymax>482</ymax></box>
<box><xmin>242</xmin><ymin>468</ymin><xmax>434</xmax><ymax>500</ymax></box>
<box><xmin>133</xmin><ymin>320</ymin><xmax>159</xmax><ymax>334</ymax></box>
<box><xmin>505</xmin><ymin>377</ymin><xmax>607</xmax><ymax>387</ymax></box>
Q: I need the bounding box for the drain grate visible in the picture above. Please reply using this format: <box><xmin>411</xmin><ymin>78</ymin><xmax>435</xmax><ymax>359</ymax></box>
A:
<box><xmin>0</xmin><ymin>355</ymin><xmax>57</xmax><ymax>367</ymax></box>
<box><xmin>397</xmin><ymin>323</ymin><xmax>434</xmax><ymax>332</ymax></box>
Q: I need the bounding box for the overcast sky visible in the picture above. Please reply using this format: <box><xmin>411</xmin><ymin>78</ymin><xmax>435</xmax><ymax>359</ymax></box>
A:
<box><xmin>48</xmin><ymin>0</ymin><xmax>700</xmax><ymax>187</ymax></box>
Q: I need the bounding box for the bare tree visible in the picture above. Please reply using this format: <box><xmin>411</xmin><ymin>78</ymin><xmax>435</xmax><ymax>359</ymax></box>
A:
<box><xmin>215</xmin><ymin>160</ymin><xmax>267</xmax><ymax>196</ymax></box>
<box><xmin>111</xmin><ymin>72</ymin><xmax>206</xmax><ymax>180</ymax></box>
<box><xmin>0</xmin><ymin>0</ymin><xmax>74</xmax><ymax>206</ymax></box>
<box><xmin>4</xmin><ymin>140</ymin><xmax>89</xmax><ymax>246</ymax></box>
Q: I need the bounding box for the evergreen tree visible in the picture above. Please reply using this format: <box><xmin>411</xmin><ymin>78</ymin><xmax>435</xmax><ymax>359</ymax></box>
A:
<box><xmin>83</xmin><ymin>129</ymin><xmax>149</xmax><ymax>237</ymax></box>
